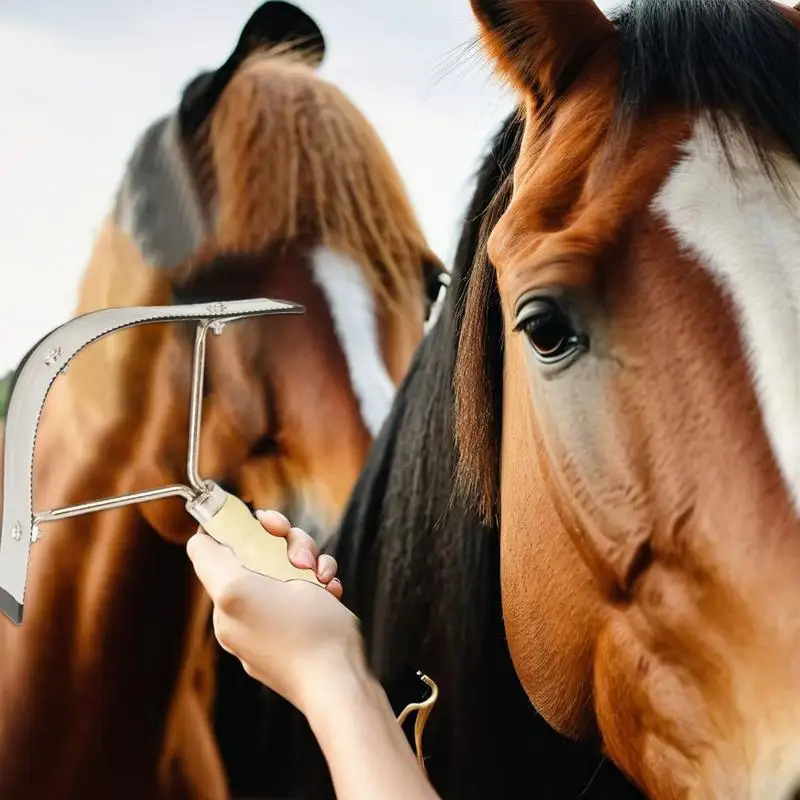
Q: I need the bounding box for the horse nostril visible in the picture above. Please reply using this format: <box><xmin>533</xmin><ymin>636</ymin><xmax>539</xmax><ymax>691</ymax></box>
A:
<box><xmin>250</xmin><ymin>434</ymin><xmax>280</xmax><ymax>457</ymax></box>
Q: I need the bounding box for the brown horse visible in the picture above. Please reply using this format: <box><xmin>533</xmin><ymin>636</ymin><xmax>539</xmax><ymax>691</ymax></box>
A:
<box><xmin>0</xmin><ymin>3</ymin><xmax>443</xmax><ymax>798</ymax></box>
<box><xmin>452</xmin><ymin>0</ymin><xmax>800</xmax><ymax>797</ymax></box>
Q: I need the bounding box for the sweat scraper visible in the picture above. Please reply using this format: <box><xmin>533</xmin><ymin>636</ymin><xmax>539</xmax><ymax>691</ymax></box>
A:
<box><xmin>0</xmin><ymin>297</ymin><xmax>325</xmax><ymax>626</ymax></box>
<box><xmin>0</xmin><ymin>298</ymin><xmax>438</xmax><ymax>770</ymax></box>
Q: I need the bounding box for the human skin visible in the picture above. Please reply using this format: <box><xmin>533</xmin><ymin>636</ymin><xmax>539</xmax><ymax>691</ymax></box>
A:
<box><xmin>186</xmin><ymin>511</ymin><xmax>440</xmax><ymax>800</ymax></box>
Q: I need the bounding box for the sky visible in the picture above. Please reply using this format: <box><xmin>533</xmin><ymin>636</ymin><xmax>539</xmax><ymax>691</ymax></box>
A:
<box><xmin>0</xmin><ymin>0</ymin><xmax>632</xmax><ymax>373</ymax></box>
<box><xmin>3</xmin><ymin>0</ymin><xmax>790</xmax><ymax>373</ymax></box>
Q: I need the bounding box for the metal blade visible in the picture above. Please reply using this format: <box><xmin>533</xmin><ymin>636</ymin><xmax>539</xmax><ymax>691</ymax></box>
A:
<box><xmin>0</xmin><ymin>298</ymin><xmax>303</xmax><ymax>623</ymax></box>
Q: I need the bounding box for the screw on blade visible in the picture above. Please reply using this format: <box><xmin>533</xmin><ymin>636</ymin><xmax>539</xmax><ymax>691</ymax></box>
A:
<box><xmin>44</xmin><ymin>347</ymin><xmax>62</xmax><ymax>366</ymax></box>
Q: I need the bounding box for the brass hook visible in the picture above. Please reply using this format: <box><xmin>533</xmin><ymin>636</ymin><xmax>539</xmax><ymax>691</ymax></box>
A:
<box><xmin>396</xmin><ymin>672</ymin><xmax>439</xmax><ymax>775</ymax></box>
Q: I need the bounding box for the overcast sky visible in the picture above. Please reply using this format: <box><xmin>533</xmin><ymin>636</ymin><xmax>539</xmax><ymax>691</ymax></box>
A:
<box><xmin>3</xmin><ymin>0</ymin><xmax>789</xmax><ymax>373</ymax></box>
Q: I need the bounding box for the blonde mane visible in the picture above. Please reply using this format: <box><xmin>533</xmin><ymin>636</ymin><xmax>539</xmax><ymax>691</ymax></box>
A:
<box><xmin>180</xmin><ymin>47</ymin><xmax>432</xmax><ymax>314</ymax></box>
<box><xmin>67</xmin><ymin>46</ymin><xmax>436</xmax><ymax>430</ymax></box>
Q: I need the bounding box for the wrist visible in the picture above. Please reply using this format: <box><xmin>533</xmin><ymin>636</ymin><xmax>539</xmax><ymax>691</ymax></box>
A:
<box><xmin>301</xmin><ymin>653</ymin><xmax>440</xmax><ymax>800</ymax></box>
<box><xmin>301</xmin><ymin>649</ymin><xmax>386</xmax><ymax>727</ymax></box>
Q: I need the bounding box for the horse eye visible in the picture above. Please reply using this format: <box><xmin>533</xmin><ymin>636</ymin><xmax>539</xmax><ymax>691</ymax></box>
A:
<box><xmin>424</xmin><ymin>271</ymin><xmax>450</xmax><ymax>321</ymax></box>
<box><xmin>514</xmin><ymin>298</ymin><xmax>587</xmax><ymax>364</ymax></box>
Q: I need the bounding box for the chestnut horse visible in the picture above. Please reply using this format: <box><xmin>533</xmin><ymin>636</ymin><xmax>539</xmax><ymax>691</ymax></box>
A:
<box><xmin>0</xmin><ymin>3</ymin><xmax>443</xmax><ymax>798</ymax></box>
<box><xmin>455</xmin><ymin>0</ymin><xmax>800</xmax><ymax>797</ymax></box>
<box><xmin>288</xmin><ymin>1</ymin><xmax>800</xmax><ymax>798</ymax></box>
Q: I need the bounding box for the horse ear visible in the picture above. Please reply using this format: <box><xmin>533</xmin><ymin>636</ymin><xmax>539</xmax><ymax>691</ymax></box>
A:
<box><xmin>470</xmin><ymin>0</ymin><xmax>615</xmax><ymax>98</ymax></box>
<box><xmin>232</xmin><ymin>1</ymin><xmax>326</xmax><ymax>67</ymax></box>
<box><xmin>178</xmin><ymin>2</ymin><xmax>325</xmax><ymax>139</ymax></box>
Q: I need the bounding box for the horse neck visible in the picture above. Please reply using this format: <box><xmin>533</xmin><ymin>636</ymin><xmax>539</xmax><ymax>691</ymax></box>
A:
<box><xmin>0</xmin><ymin>234</ymin><xmax>212</xmax><ymax>792</ymax></box>
<box><xmin>0</xmin><ymin>390</ymin><xmax>212</xmax><ymax>796</ymax></box>
<box><xmin>23</xmin><ymin>224</ymin><xmax>201</xmax><ymax>671</ymax></box>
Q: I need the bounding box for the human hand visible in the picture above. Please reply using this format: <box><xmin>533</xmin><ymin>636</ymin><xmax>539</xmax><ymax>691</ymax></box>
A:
<box><xmin>186</xmin><ymin>509</ymin><xmax>367</xmax><ymax>715</ymax></box>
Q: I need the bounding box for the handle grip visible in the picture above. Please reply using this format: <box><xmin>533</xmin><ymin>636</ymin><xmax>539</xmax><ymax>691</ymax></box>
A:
<box><xmin>199</xmin><ymin>492</ymin><xmax>324</xmax><ymax>587</ymax></box>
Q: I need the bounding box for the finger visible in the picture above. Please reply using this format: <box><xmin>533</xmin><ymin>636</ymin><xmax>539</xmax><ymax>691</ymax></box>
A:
<box><xmin>255</xmin><ymin>509</ymin><xmax>292</xmax><ymax>538</ymax></box>
<box><xmin>326</xmin><ymin>577</ymin><xmax>343</xmax><ymax>600</ymax></box>
<box><xmin>255</xmin><ymin>510</ymin><xmax>320</xmax><ymax>568</ymax></box>
<box><xmin>284</xmin><ymin>525</ymin><xmax>320</xmax><ymax>571</ymax></box>
<box><xmin>315</xmin><ymin>554</ymin><xmax>338</xmax><ymax>584</ymax></box>
<box><xmin>187</xmin><ymin>532</ymin><xmax>246</xmax><ymax>598</ymax></box>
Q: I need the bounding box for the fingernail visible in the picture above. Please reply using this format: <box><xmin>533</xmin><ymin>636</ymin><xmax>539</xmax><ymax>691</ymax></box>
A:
<box><xmin>256</xmin><ymin>509</ymin><xmax>289</xmax><ymax>525</ymax></box>
<box><xmin>296</xmin><ymin>549</ymin><xmax>316</xmax><ymax>569</ymax></box>
<box><xmin>330</xmin><ymin>578</ymin><xmax>342</xmax><ymax>589</ymax></box>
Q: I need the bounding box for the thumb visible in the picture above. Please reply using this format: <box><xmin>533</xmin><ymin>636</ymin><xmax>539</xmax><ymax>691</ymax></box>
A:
<box><xmin>187</xmin><ymin>531</ymin><xmax>247</xmax><ymax>599</ymax></box>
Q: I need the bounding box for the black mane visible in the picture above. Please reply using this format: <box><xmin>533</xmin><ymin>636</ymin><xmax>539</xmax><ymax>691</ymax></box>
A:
<box><xmin>613</xmin><ymin>0</ymin><xmax>800</xmax><ymax>173</ymax></box>
<box><xmin>293</xmin><ymin>111</ymin><xmax>644</xmax><ymax>798</ymax></box>
<box><xmin>330</xmin><ymin>112</ymin><xmax>521</xmax><ymax>676</ymax></box>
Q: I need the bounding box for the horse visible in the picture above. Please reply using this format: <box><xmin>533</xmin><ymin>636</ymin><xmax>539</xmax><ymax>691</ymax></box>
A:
<box><xmin>285</xmin><ymin>0</ymin><xmax>800</xmax><ymax>798</ymax></box>
<box><xmin>288</xmin><ymin>110</ymin><xmax>644</xmax><ymax>800</ymax></box>
<box><xmin>0</xmin><ymin>3</ymin><xmax>444</xmax><ymax>798</ymax></box>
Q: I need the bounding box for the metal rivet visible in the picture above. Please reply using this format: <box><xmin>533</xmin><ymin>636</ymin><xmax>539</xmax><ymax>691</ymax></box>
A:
<box><xmin>10</xmin><ymin>522</ymin><xmax>22</xmax><ymax>542</ymax></box>
<box><xmin>44</xmin><ymin>347</ymin><xmax>62</xmax><ymax>366</ymax></box>
<box><xmin>210</xmin><ymin>321</ymin><xmax>226</xmax><ymax>336</ymax></box>
<box><xmin>206</xmin><ymin>302</ymin><xmax>227</xmax><ymax>315</ymax></box>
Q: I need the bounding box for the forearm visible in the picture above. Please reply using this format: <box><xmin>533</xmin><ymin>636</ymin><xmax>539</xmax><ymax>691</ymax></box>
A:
<box><xmin>306</xmin><ymin>666</ymin><xmax>441</xmax><ymax>800</ymax></box>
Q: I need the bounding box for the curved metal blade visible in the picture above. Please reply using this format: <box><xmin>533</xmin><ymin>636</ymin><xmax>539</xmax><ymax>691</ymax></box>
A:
<box><xmin>0</xmin><ymin>298</ymin><xmax>303</xmax><ymax>623</ymax></box>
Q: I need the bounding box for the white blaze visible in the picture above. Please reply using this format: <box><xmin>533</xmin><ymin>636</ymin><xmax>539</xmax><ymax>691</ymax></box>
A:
<box><xmin>310</xmin><ymin>246</ymin><xmax>397</xmax><ymax>439</ymax></box>
<box><xmin>653</xmin><ymin>117</ymin><xmax>800</xmax><ymax>513</ymax></box>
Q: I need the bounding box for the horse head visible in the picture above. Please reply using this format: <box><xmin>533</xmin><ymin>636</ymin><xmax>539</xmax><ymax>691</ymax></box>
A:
<box><xmin>457</xmin><ymin>0</ymin><xmax>800</xmax><ymax>796</ymax></box>
<box><xmin>66</xmin><ymin>0</ymin><xmax>444</xmax><ymax>548</ymax></box>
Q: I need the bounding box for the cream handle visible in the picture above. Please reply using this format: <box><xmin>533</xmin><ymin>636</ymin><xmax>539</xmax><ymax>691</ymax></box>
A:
<box><xmin>200</xmin><ymin>492</ymin><xmax>324</xmax><ymax>587</ymax></box>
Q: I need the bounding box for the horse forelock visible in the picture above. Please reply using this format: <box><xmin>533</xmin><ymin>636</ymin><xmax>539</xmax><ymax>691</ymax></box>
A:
<box><xmin>452</xmin><ymin>113</ymin><xmax>521</xmax><ymax>526</ymax></box>
<box><xmin>86</xmin><ymin>45</ymin><xmax>437</xmax><ymax>457</ymax></box>
<box><xmin>109</xmin><ymin>41</ymin><xmax>437</xmax><ymax>325</ymax></box>
<box><xmin>185</xmin><ymin>50</ymin><xmax>433</xmax><ymax>317</ymax></box>
<box><xmin>156</xmin><ymin>50</ymin><xmax>441</xmax><ymax>460</ymax></box>
<box><xmin>610</xmin><ymin>0</ymin><xmax>800</xmax><ymax>188</ymax></box>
